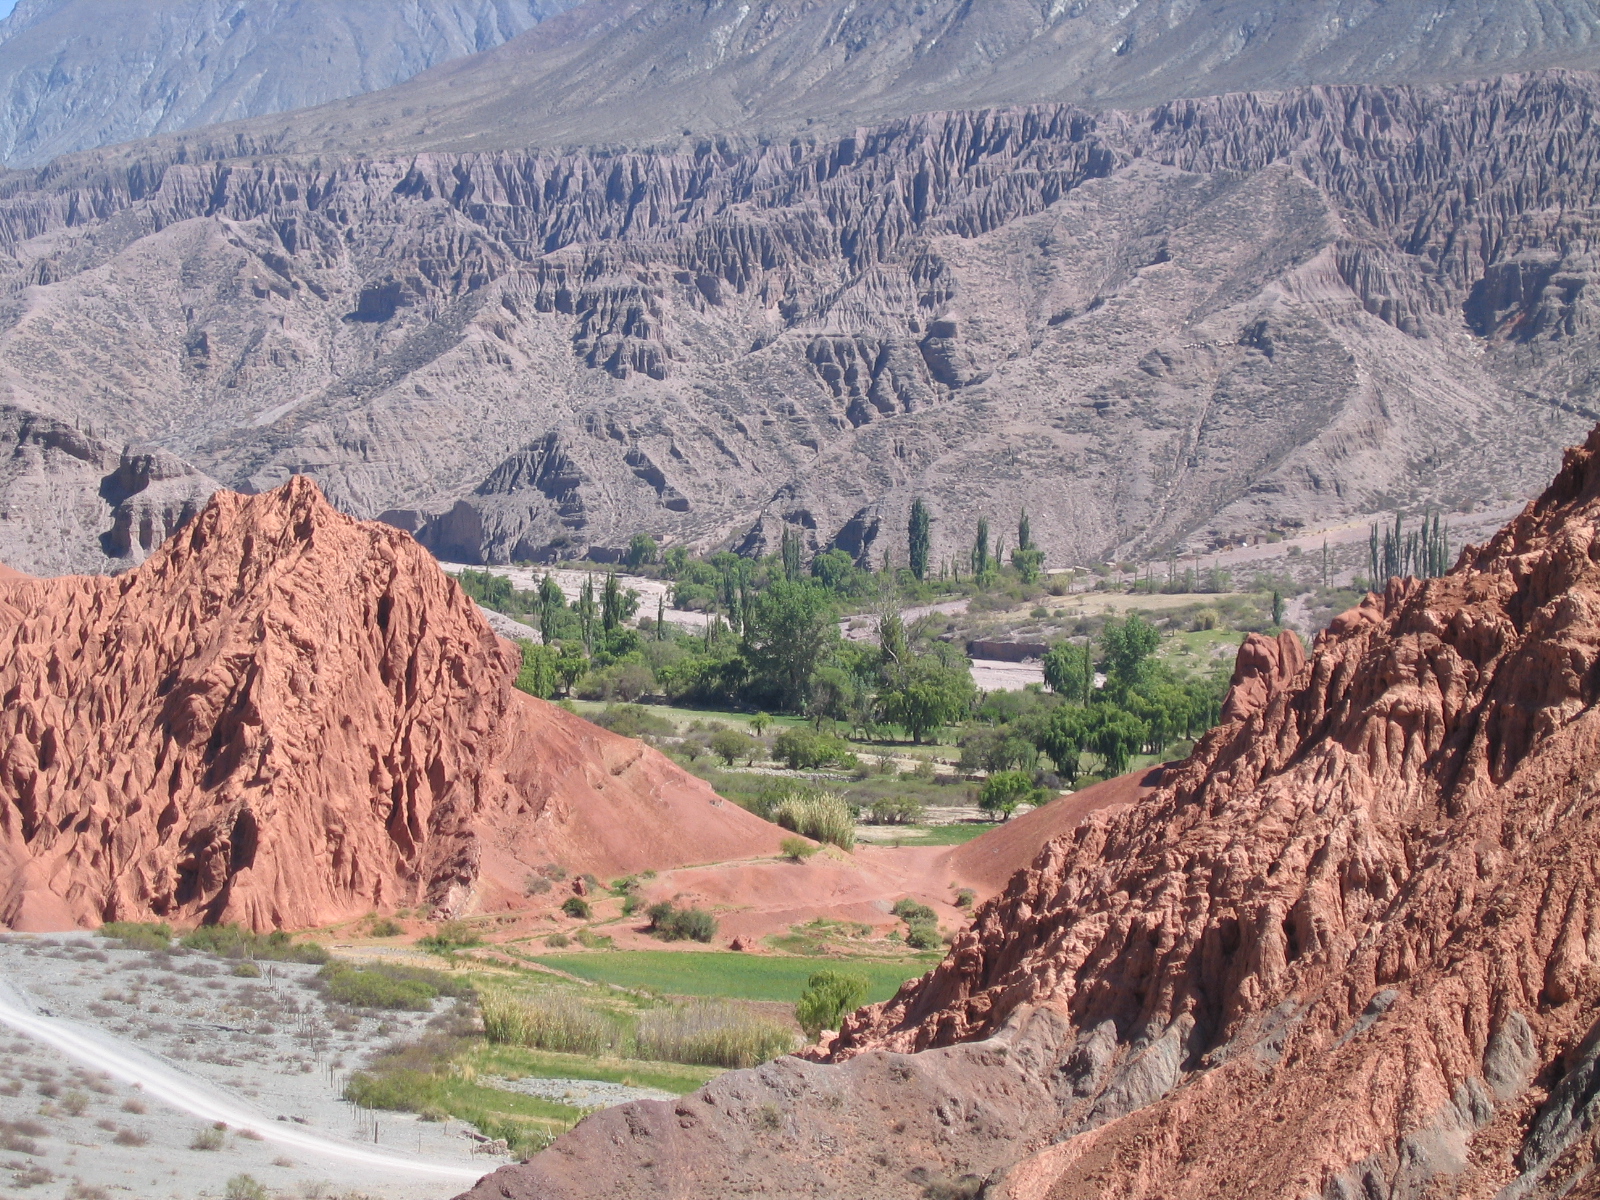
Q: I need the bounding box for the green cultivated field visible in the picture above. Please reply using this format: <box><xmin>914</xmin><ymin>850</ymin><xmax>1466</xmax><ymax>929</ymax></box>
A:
<box><xmin>530</xmin><ymin>950</ymin><xmax>939</xmax><ymax>1003</ymax></box>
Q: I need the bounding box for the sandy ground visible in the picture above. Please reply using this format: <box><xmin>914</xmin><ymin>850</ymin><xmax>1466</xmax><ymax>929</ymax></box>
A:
<box><xmin>0</xmin><ymin>935</ymin><xmax>499</xmax><ymax>1200</ymax></box>
<box><xmin>439</xmin><ymin>564</ymin><xmax>710</xmax><ymax>632</ymax></box>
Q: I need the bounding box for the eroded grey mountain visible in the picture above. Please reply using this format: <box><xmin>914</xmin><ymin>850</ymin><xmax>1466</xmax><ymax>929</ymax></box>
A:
<box><xmin>0</xmin><ymin>0</ymin><xmax>578</xmax><ymax>166</ymax></box>
<box><xmin>132</xmin><ymin>0</ymin><xmax>1600</xmax><ymax>158</ymax></box>
<box><xmin>3</xmin><ymin>64</ymin><xmax>1599</xmax><ymax>575</ymax></box>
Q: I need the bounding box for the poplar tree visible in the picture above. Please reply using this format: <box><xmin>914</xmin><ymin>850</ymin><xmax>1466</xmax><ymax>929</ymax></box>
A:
<box><xmin>971</xmin><ymin>517</ymin><xmax>992</xmax><ymax>585</ymax></box>
<box><xmin>908</xmin><ymin>498</ymin><xmax>932</xmax><ymax>582</ymax></box>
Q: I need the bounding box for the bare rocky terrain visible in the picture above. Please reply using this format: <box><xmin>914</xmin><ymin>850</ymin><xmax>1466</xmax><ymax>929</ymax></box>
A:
<box><xmin>0</xmin><ymin>0</ymin><xmax>579</xmax><ymax>167</ymax></box>
<box><xmin>2</xmin><ymin>69</ymin><xmax>1600</xmax><ymax>575</ymax></box>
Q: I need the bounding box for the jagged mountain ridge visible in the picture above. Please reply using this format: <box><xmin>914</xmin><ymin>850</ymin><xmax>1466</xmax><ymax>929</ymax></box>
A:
<box><xmin>0</xmin><ymin>476</ymin><xmax>786</xmax><ymax>932</ymax></box>
<box><xmin>0</xmin><ymin>73</ymin><xmax>1596</xmax><ymax>573</ymax></box>
<box><xmin>457</xmin><ymin>420</ymin><xmax>1600</xmax><ymax>1198</ymax></box>
<box><xmin>100</xmin><ymin>0</ymin><xmax>1600</xmax><ymax>160</ymax></box>
<box><xmin>0</xmin><ymin>0</ymin><xmax>579</xmax><ymax>167</ymax></box>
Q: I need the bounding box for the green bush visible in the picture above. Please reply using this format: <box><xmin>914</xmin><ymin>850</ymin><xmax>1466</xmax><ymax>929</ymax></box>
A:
<box><xmin>772</xmin><ymin>790</ymin><xmax>855</xmax><ymax>850</ymax></box>
<box><xmin>635</xmin><ymin>1001</ymin><xmax>795</xmax><ymax>1068</ymax></box>
<box><xmin>562</xmin><ymin>896</ymin><xmax>592</xmax><ymax>920</ymax></box>
<box><xmin>795</xmin><ymin>971</ymin><xmax>869</xmax><ymax>1038</ymax></box>
<box><xmin>779</xmin><ymin>837</ymin><xmax>818</xmax><ymax>862</ymax></box>
<box><xmin>224</xmin><ymin>1174</ymin><xmax>269</xmax><ymax>1200</ymax></box>
<box><xmin>891</xmin><ymin>899</ymin><xmax>936</xmax><ymax>925</ymax></box>
<box><xmin>544</xmin><ymin>932</ymin><xmax>570</xmax><ymax>949</ymax></box>
<box><xmin>954</xmin><ymin>889</ymin><xmax>976</xmax><ymax>908</ymax></box>
<box><xmin>417</xmin><ymin>919</ymin><xmax>483</xmax><ymax>954</ymax></box>
<box><xmin>905</xmin><ymin>924</ymin><xmax>943</xmax><ymax>951</ymax></box>
<box><xmin>368</xmin><ymin>918</ymin><xmax>404</xmax><ymax>938</ymax></box>
<box><xmin>645</xmin><ymin>902</ymin><xmax>718</xmax><ymax>943</ymax></box>
<box><xmin>319</xmin><ymin>964</ymin><xmax>439</xmax><ymax>1011</ymax></box>
<box><xmin>231</xmin><ymin>962</ymin><xmax>261</xmax><ymax>978</ymax></box>
<box><xmin>96</xmin><ymin>922</ymin><xmax>172</xmax><ymax>952</ymax></box>
<box><xmin>179</xmin><ymin>925</ymin><xmax>329</xmax><ymax>963</ymax></box>
<box><xmin>772</xmin><ymin>728</ymin><xmax>856</xmax><ymax>771</ymax></box>
<box><xmin>867</xmin><ymin>796</ymin><xmax>926</xmax><ymax>825</ymax></box>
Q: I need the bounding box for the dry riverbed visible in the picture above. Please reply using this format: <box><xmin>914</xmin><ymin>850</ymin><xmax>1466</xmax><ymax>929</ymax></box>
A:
<box><xmin>0</xmin><ymin>934</ymin><xmax>515</xmax><ymax>1200</ymax></box>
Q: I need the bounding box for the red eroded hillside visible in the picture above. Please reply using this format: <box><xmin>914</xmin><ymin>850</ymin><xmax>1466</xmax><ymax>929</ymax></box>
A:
<box><xmin>458</xmin><ymin>428</ymin><xmax>1600</xmax><ymax>1200</ymax></box>
<box><xmin>0</xmin><ymin>476</ymin><xmax>784</xmax><ymax>932</ymax></box>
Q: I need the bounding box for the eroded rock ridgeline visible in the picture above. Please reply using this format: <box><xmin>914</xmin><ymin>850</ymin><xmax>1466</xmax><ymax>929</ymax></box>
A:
<box><xmin>462</xmin><ymin>423</ymin><xmax>1600</xmax><ymax>1198</ymax></box>
<box><xmin>4</xmin><ymin>74</ymin><xmax>1600</xmax><ymax>572</ymax></box>
<box><xmin>0</xmin><ymin>476</ymin><xmax>784</xmax><ymax>931</ymax></box>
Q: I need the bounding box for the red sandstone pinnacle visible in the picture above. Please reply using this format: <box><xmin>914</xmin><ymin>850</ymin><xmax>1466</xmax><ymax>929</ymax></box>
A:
<box><xmin>0</xmin><ymin>477</ymin><xmax>785</xmax><ymax>932</ymax></box>
<box><xmin>809</xmin><ymin>423</ymin><xmax>1600</xmax><ymax>1196</ymax></box>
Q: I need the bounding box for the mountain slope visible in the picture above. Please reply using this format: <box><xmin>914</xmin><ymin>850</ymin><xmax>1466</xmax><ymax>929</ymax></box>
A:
<box><xmin>130</xmin><ymin>0</ymin><xmax>1600</xmax><ymax>159</ymax></box>
<box><xmin>0</xmin><ymin>0</ymin><xmax>579</xmax><ymax>167</ymax></box>
<box><xmin>457</xmin><ymin>421</ymin><xmax>1600</xmax><ymax>1199</ymax></box>
<box><xmin>0</xmin><ymin>475</ymin><xmax>785</xmax><ymax>932</ymax></box>
<box><xmin>0</xmin><ymin>74</ymin><xmax>1596</xmax><ymax>574</ymax></box>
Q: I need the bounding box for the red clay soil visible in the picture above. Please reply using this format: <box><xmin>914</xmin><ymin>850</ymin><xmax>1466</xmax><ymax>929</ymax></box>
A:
<box><xmin>944</xmin><ymin>768</ymin><xmax>1160</xmax><ymax>894</ymax></box>
<box><xmin>0</xmin><ymin>477</ymin><xmax>785</xmax><ymax>933</ymax></box>
<box><xmin>457</xmin><ymin>427</ymin><xmax>1600</xmax><ymax>1200</ymax></box>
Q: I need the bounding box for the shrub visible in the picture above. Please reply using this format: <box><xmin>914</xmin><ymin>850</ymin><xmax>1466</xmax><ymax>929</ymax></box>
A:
<box><xmin>779</xmin><ymin>837</ymin><xmax>818</xmax><ymax>862</ymax></box>
<box><xmin>709</xmin><ymin>729</ymin><xmax>757</xmax><ymax>766</ymax></box>
<box><xmin>795</xmin><ymin>970</ymin><xmax>869</xmax><ymax>1038</ymax></box>
<box><xmin>318</xmin><ymin>964</ymin><xmax>439</xmax><ymax>1011</ymax></box>
<box><xmin>635</xmin><ymin>1001</ymin><xmax>794</xmax><ymax>1068</ymax></box>
<box><xmin>479</xmin><ymin>990</ymin><xmax>626</xmax><ymax>1055</ymax></box>
<box><xmin>231</xmin><ymin>962</ymin><xmax>261</xmax><ymax>978</ymax></box>
<box><xmin>224</xmin><ymin>1175</ymin><xmax>270</xmax><ymax>1200</ymax></box>
<box><xmin>645</xmin><ymin>902</ymin><xmax>717</xmax><ymax>943</ymax></box>
<box><xmin>112</xmin><ymin>1127</ymin><xmax>148</xmax><ymax>1146</ymax></box>
<box><xmin>96</xmin><ymin>922</ymin><xmax>171</xmax><ymax>952</ymax></box>
<box><xmin>772</xmin><ymin>790</ymin><xmax>855</xmax><ymax>850</ymax></box>
<box><xmin>59</xmin><ymin>1090</ymin><xmax>88</xmax><ymax>1116</ymax></box>
<box><xmin>772</xmin><ymin>728</ymin><xmax>856</xmax><ymax>771</ymax></box>
<box><xmin>190</xmin><ymin>1126</ymin><xmax>225</xmax><ymax>1151</ymax></box>
<box><xmin>561</xmin><ymin>897</ymin><xmax>592</xmax><ymax>920</ymax></box>
<box><xmin>589</xmin><ymin>703</ymin><xmax>673</xmax><ymax>738</ymax></box>
<box><xmin>574</xmin><ymin>928</ymin><xmax>612</xmax><ymax>949</ymax></box>
<box><xmin>891</xmin><ymin>898</ymin><xmax>937</xmax><ymax>924</ymax></box>
<box><xmin>179</xmin><ymin>925</ymin><xmax>328</xmax><ymax>963</ymax></box>
<box><xmin>524</xmin><ymin>876</ymin><xmax>552</xmax><ymax>895</ymax></box>
<box><xmin>544</xmin><ymin>933</ymin><xmax>570</xmax><ymax>949</ymax></box>
<box><xmin>368</xmin><ymin>918</ymin><xmax>404</xmax><ymax>938</ymax></box>
<box><xmin>867</xmin><ymin>796</ymin><xmax>926</xmax><ymax>825</ymax></box>
<box><xmin>905</xmin><ymin>924</ymin><xmax>943</xmax><ymax>951</ymax></box>
<box><xmin>954</xmin><ymin>889</ymin><xmax>977</xmax><ymax>908</ymax></box>
<box><xmin>417</xmin><ymin>920</ymin><xmax>483</xmax><ymax>954</ymax></box>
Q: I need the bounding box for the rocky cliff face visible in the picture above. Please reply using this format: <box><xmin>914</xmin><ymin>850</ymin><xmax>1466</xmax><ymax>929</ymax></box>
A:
<box><xmin>0</xmin><ymin>476</ymin><xmax>783</xmax><ymax>932</ymax></box>
<box><xmin>0</xmin><ymin>0</ymin><xmax>578</xmax><ymax>167</ymax></box>
<box><xmin>3</xmin><ymin>73</ymin><xmax>1599</xmax><ymax>574</ymax></box>
<box><xmin>459</xmin><ymin>421</ymin><xmax>1600</xmax><ymax>1199</ymax></box>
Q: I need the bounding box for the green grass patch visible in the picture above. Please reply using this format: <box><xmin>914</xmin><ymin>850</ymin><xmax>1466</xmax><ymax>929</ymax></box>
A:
<box><xmin>346</xmin><ymin>1067</ymin><xmax>584</xmax><ymax>1156</ymax></box>
<box><xmin>529</xmin><ymin>950</ymin><xmax>937</xmax><ymax>1003</ymax></box>
<box><xmin>464</xmin><ymin>1044</ymin><xmax>719</xmax><ymax>1096</ymax></box>
<box><xmin>179</xmin><ymin>925</ymin><xmax>329</xmax><ymax>963</ymax></box>
<box><xmin>886</xmin><ymin>822</ymin><xmax>994</xmax><ymax>846</ymax></box>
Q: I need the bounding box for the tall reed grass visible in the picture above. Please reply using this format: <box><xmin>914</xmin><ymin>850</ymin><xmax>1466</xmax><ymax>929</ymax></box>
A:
<box><xmin>480</xmin><ymin>990</ymin><xmax>627</xmax><ymax>1056</ymax></box>
<box><xmin>772</xmin><ymin>790</ymin><xmax>855</xmax><ymax>850</ymax></box>
<box><xmin>482</xmin><ymin>990</ymin><xmax>794</xmax><ymax>1069</ymax></box>
<box><xmin>635</xmin><ymin>1000</ymin><xmax>796</xmax><ymax>1069</ymax></box>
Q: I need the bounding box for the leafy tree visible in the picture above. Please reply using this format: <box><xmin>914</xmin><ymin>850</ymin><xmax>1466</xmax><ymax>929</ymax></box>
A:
<box><xmin>600</xmin><ymin>572</ymin><xmax>638</xmax><ymax>632</ymax></box>
<box><xmin>908</xmin><ymin>498</ymin><xmax>932</xmax><ymax>582</ymax></box>
<box><xmin>514</xmin><ymin>641</ymin><xmax>560</xmax><ymax>700</ymax></box>
<box><xmin>1033</xmin><ymin>705</ymin><xmax>1094</xmax><ymax>784</ymax></box>
<box><xmin>538</xmin><ymin>574</ymin><xmax>566</xmax><ymax>646</ymax></box>
<box><xmin>879</xmin><ymin>657</ymin><xmax>975</xmax><ymax>744</ymax></box>
<box><xmin>811</xmin><ymin>548</ymin><xmax>864</xmax><ymax>595</ymax></box>
<box><xmin>578</xmin><ymin>576</ymin><xmax>597</xmax><ymax>653</ymax></box>
<box><xmin>749</xmin><ymin>712</ymin><xmax>772</xmax><ymax>737</ymax></box>
<box><xmin>781</xmin><ymin>525</ymin><xmax>805</xmax><ymax>580</ymax></box>
<box><xmin>971</xmin><ymin>516</ymin><xmax>992</xmax><ymax>585</ymax></box>
<box><xmin>795</xmin><ymin>970</ymin><xmax>869</xmax><ymax>1038</ymax></box>
<box><xmin>957</xmin><ymin>727</ymin><xmax>1039</xmax><ymax>775</ymax></box>
<box><xmin>1011</xmin><ymin>509</ymin><xmax>1043</xmax><ymax>584</ymax></box>
<box><xmin>1042</xmin><ymin>641</ymin><xmax>1093</xmax><ymax>702</ymax></box>
<box><xmin>710</xmin><ymin>728</ymin><xmax>757</xmax><ymax>766</ymax></box>
<box><xmin>772</xmin><ymin>727</ymin><xmax>855</xmax><ymax>770</ymax></box>
<box><xmin>554</xmin><ymin>643</ymin><xmax>588</xmax><ymax>695</ymax></box>
<box><xmin>742</xmin><ymin>579</ymin><xmax>838</xmax><ymax>711</ymax></box>
<box><xmin>626</xmin><ymin>533</ymin><xmax>659</xmax><ymax>568</ymax></box>
<box><xmin>662</xmin><ymin>545</ymin><xmax>691</xmax><ymax>577</ymax></box>
<box><xmin>979</xmin><ymin>770</ymin><xmax>1047</xmax><ymax>821</ymax></box>
<box><xmin>1088</xmin><ymin>707</ymin><xmax>1148</xmax><ymax>776</ymax></box>
<box><xmin>1100</xmin><ymin>614</ymin><xmax>1160</xmax><ymax>697</ymax></box>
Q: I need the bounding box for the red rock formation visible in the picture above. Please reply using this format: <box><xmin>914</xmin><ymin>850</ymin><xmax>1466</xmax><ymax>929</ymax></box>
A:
<box><xmin>458</xmin><ymin>427</ymin><xmax>1600</xmax><ymax>1200</ymax></box>
<box><xmin>0</xmin><ymin>477</ymin><xmax>785</xmax><ymax>932</ymax></box>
